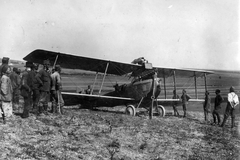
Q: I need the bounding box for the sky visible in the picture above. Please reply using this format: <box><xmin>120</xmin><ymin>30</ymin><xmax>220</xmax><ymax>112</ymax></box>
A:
<box><xmin>0</xmin><ymin>0</ymin><xmax>239</xmax><ymax>71</ymax></box>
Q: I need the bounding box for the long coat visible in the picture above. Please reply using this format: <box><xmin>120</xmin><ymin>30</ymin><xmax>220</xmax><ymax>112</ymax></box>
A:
<box><xmin>0</xmin><ymin>74</ymin><xmax>13</xmax><ymax>102</ymax></box>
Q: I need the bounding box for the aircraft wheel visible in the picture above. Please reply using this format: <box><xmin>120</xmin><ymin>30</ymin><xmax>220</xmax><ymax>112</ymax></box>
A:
<box><xmin>154</xmin><ymin>105</ymin><xmax>166</xmax><ymax>117</ymax></box>
<box><xmin>125</xmin><ymin>105</ymin><xmax>136</xmax><ymax>116</ymax></box>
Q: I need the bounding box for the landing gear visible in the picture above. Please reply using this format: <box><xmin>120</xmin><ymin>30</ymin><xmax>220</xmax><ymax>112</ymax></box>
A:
<box><xmin>125</xmin><ymin>105</ymin><xmax>136</xmax><ymax>116</ymax></box>
<box><xmin>154</xmin><ymin>105</ymin><xmax>165</xmax><ymax>117</ymax></box>
<box><xmin>125</xmin><ymin>104</ymin><xmax>165</xmax><ymax>117</ymax></box>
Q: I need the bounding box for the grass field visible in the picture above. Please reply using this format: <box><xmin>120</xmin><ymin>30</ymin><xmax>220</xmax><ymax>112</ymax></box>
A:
<box><xmin>0</xmin><ymin>101</ymin><xmax>239</xmax><ymax>160</ymax></box>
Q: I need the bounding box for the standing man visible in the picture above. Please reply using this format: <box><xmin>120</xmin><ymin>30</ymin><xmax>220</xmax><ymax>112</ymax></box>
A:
<box><xmin>20</xmin><ymin>62</ymin><xmax>34</xmax><ymax>118</ymax></box>
<box><xmin>212</xmin><ymin>89</ymin><xmax>224</xmax><ymax>126</ymax></box>
<box><xmin>35</xmin><ymin>60</ymin><xmax>52</xmax><ymax>115</ymax></box>
<box><xmin>31</xmin><ymin>64</ymin><xmax>40</xmax><ymax>113</ymax></box>
<box><xmin>203</xmin><ymin>91</ymin><xmax>211</xmax><ymax>122</ymax></box>
<box><xmin>0</xmin><ymin>66</ymin><xmax>13</xmax><ymax>123</ymax></box>
<box><xmin>9</xmin><ymin>67</ymin><xmax>21</xmax><ymax>112</ymax></box>
<box><xmin>50</xmin><ymin>65</ymin><xmax>64</xmax><ymax>114</ymax></box>
<box><xmin>220</xmin><ymin>86</ymin><xmax>239</xmax><ymax>128</ymax></box>
<box><xmin>181</xmin><ymin>89</ymin><xmax>191</xmax><ymax>117</ymax></box>
<box><xmin>0</xmin><ymin>57</ymin><xmax>10</xmax><ymax>123</ymax></box>
<box><xmin>0</xmin><ymin>57</ymin><xmax>10</xmax><ymax>77</ymax></box>
<box><xmin>172</xmin><ymin>90</ymin><xmax>180</xmax><ymax>116</ymax></box>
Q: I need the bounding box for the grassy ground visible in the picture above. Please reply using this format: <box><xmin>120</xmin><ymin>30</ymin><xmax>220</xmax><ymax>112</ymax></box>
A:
<box><xmin>0</xmin><ymin>103</ymin><xmax>239</xmax><ymax>160</ymax></box>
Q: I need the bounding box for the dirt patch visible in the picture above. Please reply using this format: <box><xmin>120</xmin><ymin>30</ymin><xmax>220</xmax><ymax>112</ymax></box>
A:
<box><xmin>0</xmin><ymin>107</ymin><xmax>239</xmax><ymax>160</ymax></box>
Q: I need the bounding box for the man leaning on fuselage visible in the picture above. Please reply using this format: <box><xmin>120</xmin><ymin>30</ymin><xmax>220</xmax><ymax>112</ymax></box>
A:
<box><xmin>35</xmin><ymin>60</ymin><xmax>52</xmax><ymax>115</ymax></box>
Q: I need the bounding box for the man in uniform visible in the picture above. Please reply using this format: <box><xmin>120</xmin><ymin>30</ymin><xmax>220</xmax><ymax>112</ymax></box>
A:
<box><xmin>9</xmin><ymin>67</ymin><xmax>21</xmax><ymax>112</ymax></box>
<box><xmin>220</xmin><ymin>86</ymin><xmax>239</xmax><ymax>128</ymax></box>
<box><xmin>0</xmin><ymin>66</ymin><xmax>13</xmax><ymax>123</ymax></box>
<box><xmin>31</xmin><ymin>64</ymin><xmax>40</xmax><ymax>113</ymax></box>
<box><xmin>172</xmin><ymin>90</ymin><xmax>180</xmax><ymax>116</ymax></box>
<box><xmin>181</xmin><ymin>89</ymin><xmax>191</xmax><ymax>117</ymax></box>
<box><xmin>50</xmin><ymin>65</ymin><xmax>64</xmax><ymax>114</ymax></box>
<box><xmin>212</xmin><ymin>89</ymin><xmax>224</xmax><ymax>125</ymax></box>
<box><xmin>35</xmin><ymin>60</ymin><xmax>52</xmax><ymax>115</ymax></box>
<box><xmin>20</xmin><ymin>62</ymin><xmax>34</xmax><ymax>118</ymax></box>
<box><xmin>203</xmin><ymin>91</ymin><xmax>211</xmax><ymax>122</ymax></box>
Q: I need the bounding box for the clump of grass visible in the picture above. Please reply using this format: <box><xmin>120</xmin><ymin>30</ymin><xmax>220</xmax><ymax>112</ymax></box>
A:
<box><xmin>106</xmin><ymin>139</ymin><xmax>121</xmax><ymax>160</ymax></box>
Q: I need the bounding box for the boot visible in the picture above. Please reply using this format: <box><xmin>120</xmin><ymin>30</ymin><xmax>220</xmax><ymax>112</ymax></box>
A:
<box><xmin>37</xmin><ymin>105</ymin><xmax>43</xmax><ymax>116</ymax></box>
<box><xmin>175</xmin><ymin>111</ymin><xmax>179</xmax><ymax>116</ymax></box>
<box><xmin>21</xmin><ymin>113</ymin><xmax>29</xmax><ymax>118</ymax></box>
<box><xmin>231</xmin><ymin>117</ymin><xmax>235</xmax><ymax>128</ymax></box>
<box><xmin>220</xmin><ymin>116</ymin><xmax>227</xmax><ymax>127</ymax></box>
<box><xmin>2</xmin><ymin>114</ymin><xmax>6</xmax><ymax>124</ymax></box>
<box><xmin>43</xmin><ymin>105</ymin><xmax>49</xmax><ymax>115</ymax></box>
<box><xmin>60</xmin><ymin>105</ymin><xmax>64</xmax><ymax>115</ymax></box>
<box><xmin>183</xmin><ymin>111</ymin><xmax>186</xmax><ymax>117</ymax></box>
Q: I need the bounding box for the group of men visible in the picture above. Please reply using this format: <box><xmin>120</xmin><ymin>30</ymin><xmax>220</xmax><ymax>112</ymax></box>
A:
<box><xmin>172</xmin><ymin>87</ymin><xmax>239</xmax><ymax>128</ymax></box>
<box><xmin>21</xmin><ymin>59</ymin><xmax>64</xmax><ymax>118</ymax></box>
<box><xmin>0</xmin><ymin>57</ymin><xmax>64</xmax><ymax>123</ymax></box>
<box><xmin>172</xmin><ymin>89</ymin><xmax>191</xmax><ymax>118</ymax></box>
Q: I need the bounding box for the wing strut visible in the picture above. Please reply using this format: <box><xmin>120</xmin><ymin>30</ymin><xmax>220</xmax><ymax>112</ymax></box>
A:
<box><xmin>53</xmin><ymin>54</ymin><xmax>59</xmax><ymax>68</ymax></box>
<box><xmin>194</xmin><ymin>72</ymin><xmax>198</xmax><ymax>99</ymax></box>
<box><xmin>149</xmin><ymin>72</ymin><xmax>157</xmax><ymax>119</ymax></box>
<box><xmin>163</xmin><ymin>69</ymin><xmax>167</xmax><ymax>99</ymax></box>
<box><xmin>204</xmin><ymin>73</ymin><xmax>207</xmax><ymax>91</ymax></box>
<box><xmin>99</xmin><ymin>62</ymin><xmax>109</xmax><ymax>94</ymax></box>
<box><xmin>173</xmin><ymin>70</ymin><xmax>176</xmax><ymax>92</ymax></box>
<box><xmin>91</xmin><ymin>72</ymin><xmax>98</xmax><ymax>95</ymax></box>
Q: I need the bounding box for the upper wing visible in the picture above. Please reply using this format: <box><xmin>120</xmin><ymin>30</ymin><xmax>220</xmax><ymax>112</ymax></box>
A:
<box><xmin>186</xmin><ymin>68</ymin><xmax>240</xmax><ymax>76</ymax></box>
<box><xmin>24</xmin><ymin>49</ymin><xmax>214</xmax><ymax>77</ymax></box>
<box><xmin>23</xmin><ymin>49</ymin><xmax>141</xmax><ymax>76</ymax></box>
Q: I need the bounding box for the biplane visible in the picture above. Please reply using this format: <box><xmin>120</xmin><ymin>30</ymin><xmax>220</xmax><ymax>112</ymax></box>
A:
<box><xmin>23</xmin><ymin>49</ymin><xmax>240</xmax><ymax>118</ymax></box>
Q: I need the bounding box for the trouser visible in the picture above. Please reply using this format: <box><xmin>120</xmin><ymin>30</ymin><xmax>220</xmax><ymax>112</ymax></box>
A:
<box><xmin>32</xmin><ymin>89</ymin><xmax>40</xmax><ymax>111</ymax></box>
<box><xmin>204</xmin><ymin>110</ymin><xmax>209</xmax><ymax>121</ymax></box>
<box><xmin>50</xmin><ymin>90</ymin><xmax>64</xmax><ymax>114</ymax></box>
<box><xmin>12</xmin><ymin>89</ymin><xmax>20</xmax><ymax>111</ymax></box>
<box><xmin>182</xmin><ymin>104</ymin><xmax>187</xmax><ymax>117</ymax></box>
<box><xmin>38</xmin><ymin>91</ymin><xmax>50</xmax><ymax>114</ymax></box>
<box><xmin>0</xmin><ymin>101</ymin><xmax>5</xmax><ymax>122</ymax></box>
<box><xmin>221</xmin><ymin>104</ymin><xmax>235</xmax><ymax>128</ymax></box>
<box><xmin>172</xmin><ymin>105</ymin><xmax>179</xmax><ymax>116</ymax></box>
<box><xmin>22</xmin><ymin>92</ymin><xmax>32</xmax><ymax>118</ymax></box>
<box><xmin>212</xmin><ymin>109</ymin><xmax>221</xmax><ymax>124</ymax></box>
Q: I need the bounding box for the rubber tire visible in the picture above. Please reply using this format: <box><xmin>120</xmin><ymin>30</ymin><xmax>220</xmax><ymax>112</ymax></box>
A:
<box><xmin>155</xmin><ymin>105</ymin><xmax>165</xmax><ymax>117</ymax></box>
<box><xmin>125</xmin><ymin>105</ymin><xmax>136</xmax><ymax>116</ymax></box>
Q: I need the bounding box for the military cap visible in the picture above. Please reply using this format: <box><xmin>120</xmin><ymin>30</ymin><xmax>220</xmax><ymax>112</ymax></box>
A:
<box><xmin>54</xmin><ymin>65</ymin><xmax>61</xmax><ymax>71</ymax></box>
<box><xmin>25</xmin><ymin>61</ymin><xmax>34</xmax><ymax>67</ymax></box>
<box><xmin>13</xmin><ymin>67</ymin><xmax>18</xmax><ymax>72</ymax></box>
<box><xmin>2</xmin><ymin>57</ymin><xmax>9</xmax><ymax>64</ymax></box>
